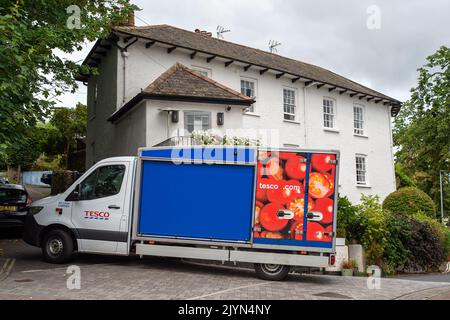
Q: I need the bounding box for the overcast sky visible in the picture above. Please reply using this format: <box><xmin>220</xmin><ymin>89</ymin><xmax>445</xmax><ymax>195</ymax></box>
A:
<box><xmin>58</xmin><ymin>0</ymin><xmax>450</xmax><ymax>108</ymax></box>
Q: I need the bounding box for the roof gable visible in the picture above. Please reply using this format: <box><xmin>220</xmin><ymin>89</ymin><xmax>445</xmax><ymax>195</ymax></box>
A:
<box><xmin>143</xmin><ymin>62</ymin><xmax>254</xmax><ymax>102</ymax></box>
<box><xmin>107</xmin><ymin>63</ymin><xmax>254</xmax><ymax>122</ymax></box>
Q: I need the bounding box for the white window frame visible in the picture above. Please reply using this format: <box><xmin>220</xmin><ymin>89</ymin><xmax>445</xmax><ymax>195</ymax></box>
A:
<box><xmin>184</xmin><ymin>111</ymin><xmax>212</xmax><ymax>133</ymax></box>
<box><xmin>355</xmin><ymin>154</ymin><xmax>369</xmax><ymax>186</ymax></box>
<box><xmin>191</xmin><ymin>65</ymin><xmax>212</xmax><ymax>78</ymax></box>
<box><xmin>283</xmin><ymin>88</ymin><xmax>297</xmax><ymax>121</ymax></box>
<box><xmin>323</xmin><ymin>97</ymin><xmax>336</xmax><ymax>129</ymax></box>
<box><xmin>353</xmin><ymin>104</ymin><xmax>365</xmax><ymax>136</ymax></box>
<box><xmin>240</xmin><ymin>77</ymin><xmax>257</xmax><ymax>113</ymax></box>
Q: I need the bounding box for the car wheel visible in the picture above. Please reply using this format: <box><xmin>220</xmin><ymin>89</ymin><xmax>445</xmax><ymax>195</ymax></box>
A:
<box><xmin>254</xmin><ymin>263</ymin><xmax>291</xmax><ymax>281</ymax></box>
<box><xmin>42</xmin><ymin>229</ymin><xmax>74</xmax><ymax>264</ymax></box>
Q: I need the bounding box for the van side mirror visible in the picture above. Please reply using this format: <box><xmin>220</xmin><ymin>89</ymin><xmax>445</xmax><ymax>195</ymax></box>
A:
<box><xmin>66</xmin><ymin>185</ymin><xmax>80</xmax><ymax>201</ymax></box>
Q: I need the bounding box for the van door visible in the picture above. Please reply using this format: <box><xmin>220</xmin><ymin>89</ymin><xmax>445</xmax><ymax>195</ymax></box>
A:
<box><xmin>252</xmin><ymin>150</ymin><xmax>337</xmax><ymax>252</ymax></box>
<box><xmin>67</xmin><ymin>162</ymin><xmax>129</xmax><ymax>254</ymax></box>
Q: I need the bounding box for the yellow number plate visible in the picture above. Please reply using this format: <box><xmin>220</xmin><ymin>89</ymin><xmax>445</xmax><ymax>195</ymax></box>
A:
<box><xmin>0</xmin><ymin>206</ymin><xmax>17</xmax><ymax>212</ymax></box>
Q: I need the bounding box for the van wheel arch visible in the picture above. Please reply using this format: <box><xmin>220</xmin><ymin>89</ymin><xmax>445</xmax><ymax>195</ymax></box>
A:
<box><xmin>40</xmin><ymin>224</ymin><xmax>78</xmax><ymax>251</ymax></box>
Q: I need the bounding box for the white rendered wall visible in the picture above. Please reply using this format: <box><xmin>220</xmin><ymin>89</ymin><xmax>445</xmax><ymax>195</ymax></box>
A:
<box><xmin>91</xmin><ymin>37</ymin><xmax>396</xmax><ymax>202</ymax></box>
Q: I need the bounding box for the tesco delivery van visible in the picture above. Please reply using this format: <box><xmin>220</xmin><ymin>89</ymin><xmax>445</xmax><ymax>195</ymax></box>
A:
<box><xmin>23</xmin><ymin>146</ymin><xmax>339</xmax><ymax>281</ymax></box>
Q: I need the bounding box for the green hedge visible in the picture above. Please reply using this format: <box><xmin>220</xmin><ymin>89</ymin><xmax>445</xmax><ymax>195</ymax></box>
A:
<box><xmin>337</xmin><ymin>194</ymin><xmax>448</xmax><ymax>274</ymax></box>
<box><xmin>382</xmin><ymin>187</ymin><xmax>436</xmax><ymax>218</ymax></box>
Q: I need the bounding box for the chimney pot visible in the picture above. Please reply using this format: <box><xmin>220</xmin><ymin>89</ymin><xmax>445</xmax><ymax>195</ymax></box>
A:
<box><xmin>195</xmin><ymin>29</ymin><xmax>212</xmax><ymax>37</ymax></box>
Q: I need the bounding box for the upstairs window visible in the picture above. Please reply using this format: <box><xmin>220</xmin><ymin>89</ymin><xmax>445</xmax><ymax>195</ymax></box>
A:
<box><xmin>355</xmin><ymin>155</ymin><xmax>367</xmax><ymax>185</ymax></box>
<box><xmin>191</xmin><ymin>66</ymin><xmax>211</xmax><ymax>78</ymax></box>
<box><xmin>283</xmin><ymin>89</ymin><xmax>296</xmax><ymax>121</ymax></box>
<box><xmin>323</xmin><ymin>98</ymin><xmax>335</xmax><ymax>128</ymax></box>
<box><xmin>354</xmin><ymin>105</ymin><xmax>365</xmax><ymax>135</ymax></box>
<box><xmin>241</xmin><ymin>79</ymin><xmax>256</xmax><ymax>113</ymax></box>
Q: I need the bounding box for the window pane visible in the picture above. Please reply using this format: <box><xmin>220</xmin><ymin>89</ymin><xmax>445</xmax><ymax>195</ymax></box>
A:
<box><xmin>241</xmin><ymin>80</ymin><xmax>256</xmax><ymax>113</ymax></box>
<box><xmin>185</xmin><ymin>111</ymin><xmax>211</xmax><ymax>133</ymax></box>
<box><xmin>80</xmin><ymin>170</ymin><xmax>98</xmax><ymax>200</ymax></box>
<box><xmin>283</xmin><ymin>89</ymin><xmax>296</xmax><ymax>121</ymax></box>
<box><xmin>323</xmin><ymin>98</ymin><xmax>335</xmax><ymax>128</ymax></box>
<box><xmin>95</xmin><ymin>165</ymin><xmax>125</xmax><ymax>198</ymax></box>
<box><xmin>356</xmin><ymin>156</ymin><xmax>366</xmax><ymax>184</ymax></box>
<box><xmin>353</xmin><ymin>106</ymin><xmax>364</xmax><ymax>135</ymax></box>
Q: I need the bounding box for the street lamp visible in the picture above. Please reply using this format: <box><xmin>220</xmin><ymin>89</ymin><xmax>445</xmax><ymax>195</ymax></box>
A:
<box><xmin>440</xmin><ymin>170</ymin><xmax>449</xmax><ymax>225</ymax></box>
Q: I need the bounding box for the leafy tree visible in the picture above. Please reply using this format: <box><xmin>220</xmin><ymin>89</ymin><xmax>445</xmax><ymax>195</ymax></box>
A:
<box><xmin>393</xmin><ymin>46</ymin><xmax>450</xmax><ymax>216</ymax></box>
<box><xmin>394</xmin><ymin>163</ymin><xmax>416</xmax><ymax>189</ymax></box>
<box><xmin>3</xmin><ymin>128</ymin><xmax>41</xmax><ymax>170</ymax></box>
<box><xmin>0</xmin><ymin>0</ymin><xmax>138</xmax><ymax>145</ymax></box>
<box><xmin>49</xmin><ymin>103</ymin><xmax>87</xmax><ymax>168</ymax></box>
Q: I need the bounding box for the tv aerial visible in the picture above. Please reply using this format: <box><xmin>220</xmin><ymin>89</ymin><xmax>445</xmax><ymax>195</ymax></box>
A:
<box><xmin>216</xmin><ymin>25</ymin><xmax>231</xmax><ymax>39</ymax></box>
<box><xmin>269</xmin><ymin>40</ymin><xmax>281</xmax><ymax>53</ymax></box>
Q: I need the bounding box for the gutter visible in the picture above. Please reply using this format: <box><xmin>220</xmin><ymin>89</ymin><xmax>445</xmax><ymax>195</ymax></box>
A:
<box><xmin>107</xmin><ymin>92</ymin><xmax>255</xmax><ymax>123</ymax></box>
<box><xmin>303</xmin><ymin>81</ymin><xmax>316</xmax><ymax>147</ymax></box>
<box><xmin>111</xmin><ymin>29</ymin><xmax>402</xmax><ymax>110</ymax></box>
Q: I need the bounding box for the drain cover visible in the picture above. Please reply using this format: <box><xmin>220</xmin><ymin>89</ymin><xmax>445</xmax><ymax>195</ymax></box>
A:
<box><xmin>313</xmin><ymin>292</ymin><xmax>352</xmax><ymax>299</ymax></box>
<box><xmin>14</xmin><ymin>279</ymin><xmax>34</xmax><ymax>283</ymax></box>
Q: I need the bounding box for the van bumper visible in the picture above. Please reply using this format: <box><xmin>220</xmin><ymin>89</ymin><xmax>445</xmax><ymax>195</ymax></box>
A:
<box><xmin>23</xmin><ymin>215</ymin><xmax>43</xmax><ymax>247</ymax></box>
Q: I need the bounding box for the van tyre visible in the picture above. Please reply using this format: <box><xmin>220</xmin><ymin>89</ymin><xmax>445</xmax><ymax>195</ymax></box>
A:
<box><xmin>42</xmin><ymin>229</ymin><xmax>74</xmax><ymax>264</ymax></box>
<box><xmin>254</xmin><ymin>263</ymin><xmax>291</xmax><ymax>281</ymax></box>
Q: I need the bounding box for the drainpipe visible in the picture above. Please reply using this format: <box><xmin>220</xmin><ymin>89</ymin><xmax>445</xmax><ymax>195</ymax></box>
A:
<box><xmin>388</xmin><ymin>104</ymin><xmax>397</xmax><ymax>191</ymax></box>
<box><xmin>121</xmin><ymin>50</ymin><xmax>129</xmax><ymax>104</ymax></box>
<box><xmin>108</xmin><ymin>36</ymin><xmax>138</xmax><ymax>105</ymax></box>
<box><xmin>302</xmin><ymin>82</ymin><xmax>315</xmax><ymax>147</ymax></box>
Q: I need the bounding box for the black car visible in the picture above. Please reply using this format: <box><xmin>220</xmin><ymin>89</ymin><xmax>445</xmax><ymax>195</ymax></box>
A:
<box><xmin>0</xmin><ymin>183</ymin><xmax>32</xmax><ymax>227</ymax></box>
<box><xmin>0</xmin><ymin>177</ymin><xmax>9</xmax><ymax>184</ymax></box>
<box><xmin>40</xmin><ymin>173</ymin><xmax>52</xmax><ymax>186</ymax></box>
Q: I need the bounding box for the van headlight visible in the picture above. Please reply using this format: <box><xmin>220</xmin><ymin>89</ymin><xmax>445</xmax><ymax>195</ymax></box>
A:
<box><xmin>28</xmin><ymin>206</ymin><xmax>43</xmax><ymax>215</ymax></box>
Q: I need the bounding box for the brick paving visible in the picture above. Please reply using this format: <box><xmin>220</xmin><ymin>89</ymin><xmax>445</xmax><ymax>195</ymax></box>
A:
<box><xmin>1</xmin><ymin>252</ymin><xmax>450</xmax><ymax>300</ymax></box>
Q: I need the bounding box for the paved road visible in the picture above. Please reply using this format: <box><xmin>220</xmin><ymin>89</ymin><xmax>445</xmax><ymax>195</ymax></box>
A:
<box><xmin>26</xmin><ymin>185</ymin><xmax>51</xmax><ymax>202</ymax></box>
<box><xmin>394</xmin><ymin>273</ymin><xmax>450</xmax><ymax>283</ymax></box>
<box><xmin>2</xmin><ymin>186</ymin><xmax>449</xmax><ymax>300</ymax></box>
<box><xmin>1</xmin><ymin>240</ymin><xmax>450</xmax><ymax>300</ymax></box>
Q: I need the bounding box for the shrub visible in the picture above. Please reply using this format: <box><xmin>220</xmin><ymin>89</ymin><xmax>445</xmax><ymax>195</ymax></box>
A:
<box><xmin>382</xmin><ymin>187</ymin><xmax>436</xmax><ymax>218</ymax></box>
<box><xmin>404</xmin><ymin>214</ymin><xmax>446</xmax><ymax>272</ymax></box>
<box><xmin>337</xmin><ymin>194</ymin><xmax>448</xmax><ymax>274</ymax></box>
<box><xmin>337</xmin><ymin>195</ymin><xmax>361</xmax><ymax>242</ymax></box>
<box><xmin>382</xmin><ymin>212</ymin><xmax>411</xmax><ymax>274</ymax></box>
<box><xmin>443</xmin><ymin>228</ymin><xmax>450</xmax><ymax>259</ymax></box>
<box><xmin>355</xmin><ymin>195</ymin><xmax>390</xmax><ymax>267</ymax></box>
<box><xmin>341</xmin><ymin>259</ymin><xmax>358</xmax><ymax>270</ymax></box>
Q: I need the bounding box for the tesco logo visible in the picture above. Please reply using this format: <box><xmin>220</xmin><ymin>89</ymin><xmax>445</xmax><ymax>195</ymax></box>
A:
<box><xmin>84</xmin><ymin>210</ymin><xmax>110</xmax><ymax>218</ymax></box>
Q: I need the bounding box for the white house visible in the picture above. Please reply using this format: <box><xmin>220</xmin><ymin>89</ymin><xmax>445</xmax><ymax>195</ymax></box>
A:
<box><xmin>76</xmin><ymin>20</ymin><xmax>402</xmax><ymax>203</ymax></box>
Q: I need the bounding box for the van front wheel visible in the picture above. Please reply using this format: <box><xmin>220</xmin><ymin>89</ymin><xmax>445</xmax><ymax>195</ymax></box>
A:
<box><xmin>42</xmin><ymin>229</ymin><xmax>74</xmax><ymax>264</ymax></box>
<box><xmin>254</xmin><ymin>263</ymin><xmax>291</xmax><ymax>281</ymax></box>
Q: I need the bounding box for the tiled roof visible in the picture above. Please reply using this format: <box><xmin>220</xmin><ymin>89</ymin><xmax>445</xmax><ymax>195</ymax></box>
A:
<box><xmin>112</xmin><ymin>24</ymin><xmax>401</xmax><ymax>113</ymax></box>
<box><xmin>143</xmin><ymin>62</ymin><xmax>255</xmax><ymax>102</ymax></box>
<box><xmin>108</xmin><ymin>63</ymin><xmax>254</xmax><ymax>122</ymax></box>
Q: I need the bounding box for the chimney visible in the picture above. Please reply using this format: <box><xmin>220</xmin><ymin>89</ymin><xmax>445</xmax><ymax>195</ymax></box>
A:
<box><xmin>116</xmin><ymin>11</ymin><xmax>135</xmax><ymax>27</ymax></box>
<box><xmin>195</xmin><ymin>29</ymin><xmax>212</xmax><ymax>37</ymax></box>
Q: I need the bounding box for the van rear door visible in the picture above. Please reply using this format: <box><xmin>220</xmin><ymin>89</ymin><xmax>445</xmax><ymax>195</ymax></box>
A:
<box><xmin>252</xmin><ymin>149</ymin><xmax>338</xmax><ymax>252</ymax></box>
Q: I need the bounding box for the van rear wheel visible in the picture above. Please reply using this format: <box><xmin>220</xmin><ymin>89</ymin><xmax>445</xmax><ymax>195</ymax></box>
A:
<box><xmin>254</xmin><ymin>263</ymin><xmax>291</xmax><ymax>281</ymax></box>
<box><xmin>42</xmin><ymin>229</ymin><xmax>74</xmax><ymax>264</ymax></box>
